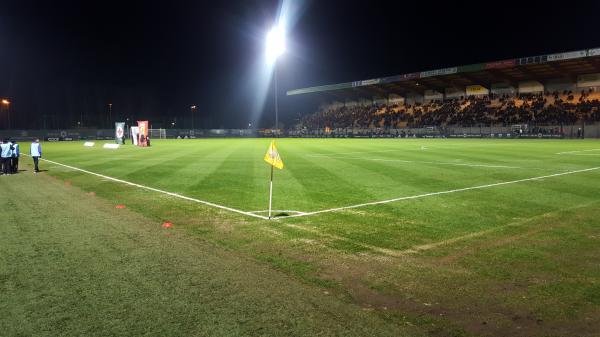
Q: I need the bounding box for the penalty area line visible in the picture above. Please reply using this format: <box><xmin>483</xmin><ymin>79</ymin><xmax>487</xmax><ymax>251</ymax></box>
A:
<box><xmin>283</xmin><ymin>166</ymin><xmax>600</xmax><ymax>219</ymax></box>
<box><xmin>32</xmin><ymin>156</ymin><xmax>269</xmax><ymax>220</ymax></box>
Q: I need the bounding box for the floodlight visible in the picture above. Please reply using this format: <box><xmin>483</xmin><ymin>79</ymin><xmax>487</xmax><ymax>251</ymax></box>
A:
<box><xmin>266</xmin><ymin>25</ymin><xmax>285</xmax><ymax>63</ymax></box>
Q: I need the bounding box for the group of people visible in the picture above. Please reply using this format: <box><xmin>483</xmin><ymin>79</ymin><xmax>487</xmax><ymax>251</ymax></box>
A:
<box><xmin>297</xmin><ymin>90</ymin><xmax>600</xmax><ymax>130</ymax></box>
<box><xmin>0</xmin><ymin>138</ymin><xmax>42</xmax><ymax>175</ymax></box>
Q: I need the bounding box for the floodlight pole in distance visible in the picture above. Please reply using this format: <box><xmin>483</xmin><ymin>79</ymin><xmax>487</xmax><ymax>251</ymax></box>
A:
<box><xmin>267</xmin><ymin>24</ymin><xmax>284</xmax><ymax>135</ymax></box>
<box><xmin>108</xmin><ymin>103</ymin><xmax>113</xmax><ymax>128</ymax></box>
<box><xmin>274</xmin><ymin>60</ymin><xmax>279</xmax><ymax>134</ymax></box>
<box><xmin>191</xmin><ymin>105</ymin><xmax>197</xmax><ymax>130</ymax></box>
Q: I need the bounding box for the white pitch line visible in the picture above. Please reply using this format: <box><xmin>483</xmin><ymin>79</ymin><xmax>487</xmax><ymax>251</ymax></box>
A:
<box><xmin>307</xmin><ymin>149</ymin><xmax>403</xmax><ymax>157</ymax></box>
<box><xmin>249</xmin><ymin>210</ymin><xmax>307</xmax><ymax>215</ymax></box>
<box><xmin>283</xmin><ymin>166</ymin><xmax>600</xmax><ymax>219</ymax></box>
<box><xmin>346</xmin><ymin>157</ymin><xmax>523</xmax><ymax>169</ymax></box>
<box><xmin>310</xmin><ymin>155</ymin><xmax>525</xmax><ymax>169</ymax></box>
<box><xmin>33</xmin><ymin>156</ymin><xmax>269</xmax><ymax>220</ymax></box>
<box><xmin>556</xmin><ymin>149</ymin><xmax>600</xmax><ymax>155</ymax></box>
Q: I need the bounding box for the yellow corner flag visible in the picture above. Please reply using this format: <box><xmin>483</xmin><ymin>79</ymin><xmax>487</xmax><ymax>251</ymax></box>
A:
<box><xmin>264</xmin><ymin>140</ymin><xmax>284</xmax><ymax>169</ymax></box>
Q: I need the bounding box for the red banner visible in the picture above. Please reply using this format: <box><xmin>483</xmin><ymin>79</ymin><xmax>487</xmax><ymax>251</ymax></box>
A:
<box><xmin>485</xmin><ymin>59</ymin><xmax>516</xmax><ymax>70</ymax></box>
<box><xmin>137</xmin><ymin>121</ymin><xmax>149</xmax><ymax>147</ymax></box>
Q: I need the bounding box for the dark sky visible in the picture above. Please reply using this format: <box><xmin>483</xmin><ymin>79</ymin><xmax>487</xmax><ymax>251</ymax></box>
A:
<box><xmin>1</xmin><ymin>0</ymin><xmax>600</xmax><ymax>129</ymax></box>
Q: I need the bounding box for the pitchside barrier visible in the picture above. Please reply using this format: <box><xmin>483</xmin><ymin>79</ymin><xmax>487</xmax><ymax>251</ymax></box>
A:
<box><xmin>0</xmin><ymin>123</ymin><xmax>599</xmax><ymax>140</ymax></box>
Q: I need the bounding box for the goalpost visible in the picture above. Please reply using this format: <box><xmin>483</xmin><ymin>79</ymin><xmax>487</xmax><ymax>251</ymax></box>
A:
<box><xmin>149</xmin><ymin>128</ymin><xmax>167</xmax><ymax>139</ymax></box>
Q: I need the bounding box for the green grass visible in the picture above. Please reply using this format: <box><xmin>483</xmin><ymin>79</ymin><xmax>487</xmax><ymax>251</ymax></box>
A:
<box><xmin>4</xmin><ymin>138</ymin><xmax>600</xmax><ymax>336</ymax></box>
<box><xmin>0</xmin><ymin>160</ymin><xmax>421</xmax><ymax>337</ymax></box>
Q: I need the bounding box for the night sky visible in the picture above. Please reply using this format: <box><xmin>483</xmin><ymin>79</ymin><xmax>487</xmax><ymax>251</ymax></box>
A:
<box><xmin>1</xmin><ymin>0</ymin><xmax>600</xmax><ymax>129</ymax></box>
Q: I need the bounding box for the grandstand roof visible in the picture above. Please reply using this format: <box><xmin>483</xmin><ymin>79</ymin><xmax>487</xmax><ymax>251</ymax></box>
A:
<box><xmin>287</xmin><ymin>48</ymin><xmax>600</xmax><ymax>98</ymax></box>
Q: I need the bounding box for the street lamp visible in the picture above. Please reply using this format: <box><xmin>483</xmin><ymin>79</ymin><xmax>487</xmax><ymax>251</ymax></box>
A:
<box><xmin>190</xmin><ymin>105</ymin><xmax>197</xmax><ymax>130</ymax></box>
<box><xmin>2</xmin><ymin>99</ymin><xmax>10</xmax><ymax>129</ymax></box>
<box><xmin>108</xmin><ymin>103</ymin><xmax>112</xmax><ymax>128</ymax></box>
<box><xmin>266</xmin><ymin>25</ymin><xmax>285</xmax><ymax>132</ymax></box>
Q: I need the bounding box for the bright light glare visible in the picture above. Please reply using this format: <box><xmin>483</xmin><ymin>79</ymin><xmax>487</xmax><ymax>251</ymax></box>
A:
<box><xmin>1</xmin><ymin>99</ymin><xmax>9</xmax><ymax>105</ymax></box>
<box><xmin>266</xmin><ymin>25</ymin><xmax>285</xmax><ymax>63</ymax></box>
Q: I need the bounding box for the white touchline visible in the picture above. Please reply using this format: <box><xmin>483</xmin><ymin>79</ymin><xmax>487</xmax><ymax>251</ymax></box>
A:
<box><xmin>282</xmin><ymin>166</ymin><xmax>600</xmax><ymax>219</ymax></box>
<box><xmin>556</xmin><ymin>149</ymin><xmax>600</xmax><ymax>155</ymax></box>
<box><xmin>30</xmin><ymin>156</ymin><xmax>269</xmax><ymax>220</ymax></box>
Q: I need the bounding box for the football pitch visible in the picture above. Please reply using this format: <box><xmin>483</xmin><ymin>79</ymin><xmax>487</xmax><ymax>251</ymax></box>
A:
<box><xmin>4</xmin><ymin>138</ymin><xmax>600</xmax><ymax>336</ymax></box>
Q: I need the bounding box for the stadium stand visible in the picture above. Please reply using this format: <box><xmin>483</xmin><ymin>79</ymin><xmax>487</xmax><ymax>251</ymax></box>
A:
<box><xmin>288</xmin><ymin>47</ymin><xmax>600</xmax><ymax>137</ymax></box>
<box><xmin>297</xmin><ymin>90</ymin><xmax>600</xmax><ymax>129</ymax></box>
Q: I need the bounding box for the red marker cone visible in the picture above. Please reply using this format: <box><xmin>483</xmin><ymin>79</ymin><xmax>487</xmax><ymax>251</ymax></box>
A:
<box><xmin>115</xmin><ymin>204</ymin><xmax>126</xmax><ymax>209</ymax></box>
<box><xmin>162</xmin><ymin>222</ymin><xmax>172</xmax><ymax>228</ymax></box>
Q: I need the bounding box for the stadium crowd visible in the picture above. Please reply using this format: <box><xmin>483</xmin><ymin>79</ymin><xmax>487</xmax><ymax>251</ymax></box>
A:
<box><xmin>297</xmin><ymin>90</ymin><xmax>600</xmax><ymax>129</ymax></box>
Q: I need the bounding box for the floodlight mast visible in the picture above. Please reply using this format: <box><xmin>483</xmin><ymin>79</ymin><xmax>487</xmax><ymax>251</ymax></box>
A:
<box><xmin>266</xmin><ymin>25</ymin><xmax>285</xmax><ymax>132</ymax></box>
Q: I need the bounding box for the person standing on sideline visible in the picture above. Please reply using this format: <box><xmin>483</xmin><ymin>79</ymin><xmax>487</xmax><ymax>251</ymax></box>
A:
<box><xmin>0</xmin><ymin>139</ymin><xmax>13</xmax><ymax>175</ymax></box>
<box><xmin>11</xmin><ymin>140</ymin><xmax>19</xmax><ymax>173</ymax></box>
<box><xmin>30</xmin><ymin>138</ymin><xmax>42</xmax><ymax>173</ymax></box>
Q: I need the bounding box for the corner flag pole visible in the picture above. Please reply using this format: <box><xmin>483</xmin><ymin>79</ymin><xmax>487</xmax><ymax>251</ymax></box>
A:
<box><xmin>268</xmin><ymin>164</ymin><xmax>274</xmax><ymax>219</ymax></box>
<box><xmin>264</xmin><ymin>140</ymin><xmax>283</xmax><ymax>220</ymax></box>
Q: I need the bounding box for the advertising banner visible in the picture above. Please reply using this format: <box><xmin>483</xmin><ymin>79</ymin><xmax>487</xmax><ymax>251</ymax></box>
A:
<box><xmin>130</xmin><ymin>127</ymin><xmax>139</xmax><ymax>145</ymax></box>
<box><xmin>546</xmin><ymin>50</ymin><xmax>587</xmax><ymax>62</ymax></box>
<box><xmin>466</xmin><ymin>85</ymin><xmax>489</xmax><ymax>96</ymax></box>
<box><xmin>458</xmin><ymin>63</ymin><xmax>485</xmax><ymax>73</ymax></box>
<box><xmin>420</xmin><ymin>67</ymin><xmax>457</xmax><ymax>78</ymax></box>
<box><xmin>115</xmin><ymin>122</ymin><xmax>125</xmax><ymax>144</ymax></box>
<box><xmin>588</xmin><ymin>48</ymin><xmax>600</xmax><ymax>57</ymax></box>
<box><xmin>383</xmin><ymin>72</ymin><xmax>419</xmax><ymax>83</ymax></box>
<box><xmin>516</xmin><ymin>55</ymin><xmax>547</xmax><ymax>66</ymax></box>
<box><xmin>352</xmin><ymin>78</ymin><xmax>381</xmax><ymax>87</ymax></box>
<box><xmin>485</xmin><ymin>59</ymin><xmax>516</xmax><ymax>69</ymax></box>
<box><xmin>137</xmin><ymin>121</ymin><xmax>149</xmax><ymax>147</ymax></box>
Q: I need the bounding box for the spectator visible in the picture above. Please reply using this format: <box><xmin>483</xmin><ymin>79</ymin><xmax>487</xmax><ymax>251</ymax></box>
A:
<box><xmin>11</xmin><ymin>140</ymin><xmax>19</xmax><ymax>173</ymax></box>
<box><xmin>30</xmin><ymin>138</ymin><xmax>42</xmax><ymax>173</ymax></box>
<box><xmin>1</xmin><ymin>139</ymin><xmax>13</xmax><ymax>175</ymax></box>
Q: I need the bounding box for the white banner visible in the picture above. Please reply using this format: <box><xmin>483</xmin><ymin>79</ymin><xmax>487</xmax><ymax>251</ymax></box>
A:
<box><xmin>546</xmin><ymin>50</ymin><xmax>587</xmax><ymax>62</ymax></box>
<box><xmin>588</xmin><ymin>48</ymin><xmax>600</xmax><ymax>57</ymax></box>
<box><xmin>130</xmin><ymin>127</ymin><xmax>139</xmax><ymax>146</ymax></box>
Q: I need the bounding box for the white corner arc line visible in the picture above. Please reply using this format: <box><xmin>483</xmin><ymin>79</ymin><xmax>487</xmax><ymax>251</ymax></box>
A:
<box><xmin>283</xmin><ymin>166</ymin><xmax>600</xmax><ymax>219</ymax></box>
<box><xmin>34</xmin><ymin>156</ymin><xmax>269</xmax><ymax>220</ymax></box>
<box><xmin>249</xmin><ymin>210</ymin><xmax>307</xmax><ymax>215</ymax></box>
